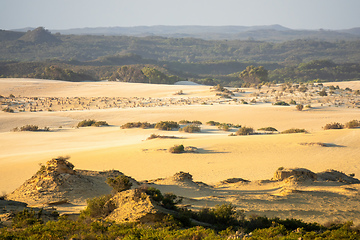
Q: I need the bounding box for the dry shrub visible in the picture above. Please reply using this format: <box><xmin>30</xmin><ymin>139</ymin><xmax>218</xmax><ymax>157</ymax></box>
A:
<box><xmin>345</xmin><ymin>120</ymin><xmax>360</xmax><ymax>129</ymax></box>
<box><xmin>180</xmin><ymin>124</ymin><xmax>201</xmax><ymax>133</ymax></box>
<box><xmin>236</xmin><ymin>127</ymin><xmax>254</xmax><ymax>135</ymax></box>
<box><xmin>281</xmin><ymin>128</ymin><xmax>307</xmax><ymax>134</ymax></box>
<box><xmin>169</xmin><ymin>145</ymin><xmax>185</xmax><ymax>153</ymax></box>
<box><xmin>323</xmin><ymin>122</ymin><xmax>344</xmax><ymax>130</ymax></box>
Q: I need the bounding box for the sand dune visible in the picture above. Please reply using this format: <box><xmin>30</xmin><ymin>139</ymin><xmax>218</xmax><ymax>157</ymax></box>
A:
<box><xmin>1</xmin><ymin>78</ymin><xmax>360</xmax><ymax>224</ymax></box>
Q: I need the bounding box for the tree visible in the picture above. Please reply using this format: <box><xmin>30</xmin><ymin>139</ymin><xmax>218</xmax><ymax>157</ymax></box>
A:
<box><xmin>239</xmin><ymin>65</ymin><xmax>268</xmax><ymax>84</ymax></box>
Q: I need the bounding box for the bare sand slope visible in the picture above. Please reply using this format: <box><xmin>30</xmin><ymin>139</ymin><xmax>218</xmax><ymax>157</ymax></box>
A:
<box><xmin>1</xmin><ymin>78</ymin><xmax>360</xmax><ymax>224</ymax></box>
<box><xmin>0</xmin><ymin>78</ymin><xmax>211</xmax><ymax>98</ymax></box>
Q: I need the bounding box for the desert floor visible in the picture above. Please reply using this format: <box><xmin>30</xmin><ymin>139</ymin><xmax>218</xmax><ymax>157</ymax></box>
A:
<box><xmin>1</xmin><ymin>78</ymin><xmax>360</xmax><ymax>224</ymax></box>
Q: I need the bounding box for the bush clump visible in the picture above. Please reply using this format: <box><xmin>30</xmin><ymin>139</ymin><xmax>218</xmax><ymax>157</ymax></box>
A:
<box><xmin>155</xmin><ymin>121</ymin><xmax>179</xmax><ymax>130</ymax></box>
<box><xmin>235</xmin><ymin>126</ymin><xmax>254</xmax><ymax>135</ymax></box>
<box><xmin>218</xmin><ymin>123</ymin><xmax>231</xmax><ymax>131</ymax></box>
<box><xmin>258</xmin><ymin>127</ymin><xmax>278</xmax><ymax>132</ymax></box>
<box><xmin>120</xmin><ymin>122</ymin><xmax>155</xmax><ymax>129</ymax></box>
<box><xmin>80</xmin><ymin>194</ymin><xmax>116</xmax><ymax>219</ymax></box>
<box><xmin>274</xmin><ymin>101</ymin><xmax>290</xmax><ymax>106</ymax></box>
<box><xmin>106</xmin><ymin>175</ymin><xmax>132</xmax><ymax>193</ymax></box>
<box><xmin>323</xmin><ymin>122</ymin><xmax>344</xmax><ymax>130</ymax></box>
<box><xmin>345</xmin><ymin>120</ymin><xmax>360</xmax><ymax>128</ymax></box>
<box><xmin>281</xmin><ymin>128</ymin><xmax>307</xmax><ymax>134</ymax></box>
<box><xmin>206</xmin><ymin>120</ymin><xmax>221</xmax><ymax>126</ymax></box>
<box><xmin>169</xmin><ymin>144</ymin><xmax>185</xmax><ymax>153</ymax></box>
<box><xmin>179</xmin><ymin>120</ymin><xmax>202</xmax><ymax>125</ymax></box>
<box><xmin>2</xmin><ymin>107</ymin><xmax>14</xmax><ymax>113</ymax></box>
<box><xmin>142</xmin><ymin>187</ymin><xmax>182</xmax><ymax>210</ymax></box>
<box><xmin>12</xmin><ymin>125</ymin><xmax>50</xmax><ymax>132</ymax></box>
<box><xmin>146</xmin><ymin>134</ymin><xmax>177</xmax><ymax>140</ymax></box>
<box><xmin>77</xmin><ymin>119</ymin><xmax>108</xmax><ymax>127</ymax></box>
<box><xmin>179</xmin><ymin>124</ymin><xmax>201</xmax><ymax>133</ymax></box>
<box><xmin>12</xmin><ymin>208</ymin><xmax>43</xmax><ymax>228</ymax></box>
<box><xmin>296</xmin><ymin>104</ymin><xmax>304</xmax><ymax>111</ymax></box>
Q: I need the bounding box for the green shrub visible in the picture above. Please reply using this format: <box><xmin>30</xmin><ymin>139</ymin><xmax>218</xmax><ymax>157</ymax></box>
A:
<box><xmin>155</xmin><ymin>121</ymin><xmax>179</xmax><ymax>130</ymax></box>
<box><xmin>236</xmin><ymin>126</ymin><xmax>254</xmax><ymax>135</ymax></box>
<box><xmin>120</xmin><ymin>122</ymin><xmax>154</xmax><ymax>129</ymax></box>
<box><xmin>323</xmin><ymin>122</ymin><xmax>344</xmax><ymax>130</ymax></box>
<box><xmin>193</xmin><ymin>204</ymin><xmax>239</xmax><ymax>227</ymax></box>
<box><xmin>258</xmin><ymin>127</ymin><xmax>278</xmax><ymax>132</ymax></box>
<box><xmin>77</xmin><ymin>119</ymin><xmax>108</xmax><ymax>128</ymax></box>
<box><xmin>218</xmin><ymin>124</ymin><xmax>230</xmax><ymax>131</ymax></box>
<box><xmin>77</xmin><ymin>119</ymin><xmax>96</xmax><ymax>127</ymax></box>
<box><xmin>12</xmin><ymin>208</ymin><xmax>43</xmax><ymax>228</ymax></box>
<box><xmin>93</xmin><ymin>121</ymin><xmax>109</xmax><ymax>127</ymax></box>
<box><xmin>206</xmin><ymin>120</ymin><xmax>221</xmax><ymax>126</ymax></box>
<box><xmin>169</xmin><ymin>144</ymin><xmax>185</xmax><ymax>153</ymax></box>
<box><xmin>290</xmin><ymin>99</ymin><xmax>297</xmax><ymax>105</ymax></box>
<box><xmin>12</xmin><ymin>125</ymin><xmax>50</xmax><ymax>132</ymax></box>
<box><xmin>345</xmin><ymin>120</ymin><xmax>360</xmax><ymax>129</ymax></box>
<box><xmin>179</xmin><ymin>124</ymin><xmax>201</xmax><ymax>133</ymax></box>
<box><xmin>2</xmin><ymin>107</ymin><xmax>14</xmax><ymax>113</ymax></box>
<box><xmin>274</xmin><ymin>101</ymin><xmax>290</xmax><ymax>106</ymax></box>
<box><xmin>281</xmin><ymin>128</ymin><xmax>307</xmax><ymax>134</ymax></box>
<box><xmin>80</xmin><ymin>194</ymin><xmax>115</xmax><ymax>219</ymax></box>
<box><xmin>179</xmin><ymin>120</ymin><xmax>202</xmax><ymax>125</ymax></box>
<box><xmin>106</xmin><ymin>175</ymin><xmax>132</xmax><ymax>193</ymax></box>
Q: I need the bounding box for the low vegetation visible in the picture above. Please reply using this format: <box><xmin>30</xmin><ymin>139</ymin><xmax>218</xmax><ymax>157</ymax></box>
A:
<box><xmin>258</xmin><ymin>127</ymin><xmax>278</xmax><ymax>132</ymax></box>
<box><xmin>323</xmin><ymin>122</ymin><xmax>344</xmax><ymax>130</ymax></box>
<box><xmin>146</xmin><ymin>134</ymin><xmax>177</xmax><ymax>140</ymax></box>
<box><xmin>2</xmin><ymin>107</ymin><xmax>14</xmax><ymax>113</ymax></box>
<box><xmin>154</xmin><ymin>121</ymin><xmax>179</xmax><ymax>130</ymax></box>
<box><xmin>106</xmin><ymin>175</ymin><xmax>132</xmax><ymax>193</ymax></box>
<box><xmin>179</xmin><ymin>124</ymin><xmax>201</xmax><ymax>133</ymax></box>
<box><xmin>77</xmin><ymin>119</ymin><xmax>109</xmax><ymax>127</ymax></box>
<box><xmin>273</xmin><ymin>101</ymin><xmax>290</xmax><ymax>106</ymax></box>
<box><xmin>281</xmin><ymin>128</ymin><xmax>307</xmax><ymax>134</ymax></box>
<box><xmin>12</xmin><ymin>125</ymin><xmax>50</xmax><ymax>132</ymax></box>
<box><xmin>169</xmin><ymin>144</ymin><xmax>185</xmax><ymax>153</ymax></box>
<box><xmin>296</xmin><ymin>104</ymin><xmax>304</xmax><ymax>111</ymax></box>
<box><xmin>3</xmin><ymin>196</ymin><xmax>360</xmax><ymax>239</ymax></box>
<box><xmin>120</xmin><ymin>122</ymin><xmax>155</xmax><ymax>129</ymax></box>
<box><xmin>80</xmin><ymin>194</ymin><xmax>115</xmax><ymax>219</ymax></box>
<box><xmin>179</xmin><ymin>120</ymin><xmax>202</xmax><ymax>125</ymax></box>
<box><xmin>235</xmin><ymin>126</ymin><xmax>254</xmax><ymax>136</ymax></box>
<box><xmin>345</xmin><ymin>120</ymin><xmax>360</xmax><ymax>129</ymax></box>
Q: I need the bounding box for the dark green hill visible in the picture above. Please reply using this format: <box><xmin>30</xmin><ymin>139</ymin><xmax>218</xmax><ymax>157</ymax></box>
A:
<box><xmin>18</xmin><ymin>27</ymin><xmax>61</xmax><ymax>43</ymax></box>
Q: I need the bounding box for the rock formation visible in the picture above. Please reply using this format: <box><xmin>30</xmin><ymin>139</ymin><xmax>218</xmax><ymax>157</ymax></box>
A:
<box><xmin>6</xmin><ymin>157</ymin><xmax>132</xmax><ymax>205</ymax></box>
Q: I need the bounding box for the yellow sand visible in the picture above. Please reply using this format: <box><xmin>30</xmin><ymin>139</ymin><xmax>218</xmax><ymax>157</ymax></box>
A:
<box><xmin>1</xmin><ymin>78</ymin><xmax>360</xmax><ymax>224</ymax></box>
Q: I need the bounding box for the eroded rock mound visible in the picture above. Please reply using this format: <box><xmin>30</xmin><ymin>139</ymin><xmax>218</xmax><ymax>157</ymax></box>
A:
<box><xmin>172</xmin><ymin>171</ymin><xmax>193</xmax><ymax>182</ymax></box>
<box><xmin>273</xmin><ymin>168</ymin><xmax>317</xmax><ymax>181</ymax></box>
<box><xmin>106</xmin><ymin>189</ymin><xmax>173</xmax><ymax>224</ymax></box>
<box><xmin>6</xmin><ymin>157</ymin><xmax>129</xmax><ymax>205</ymax></box>
<box><xmin>220</xmin><ymin>178</ymin><xmax>250</xmax><ymax>184</ymax></box>
<box><xmin>317</xmin><ymin>170</ymin><xmax>360</xmax><ymax>184</ymax></box>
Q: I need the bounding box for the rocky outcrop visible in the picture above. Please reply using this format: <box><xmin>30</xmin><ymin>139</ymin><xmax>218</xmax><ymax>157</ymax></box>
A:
<box><xmin>6</xmin><ymin>157</ymin><xmax>131</xmax><ymax>205</ymax></box>
<box><xmin>317</xmin><ymin>169</ymin><xmax>360</xmax><ymax>184</ymax></box>
<box><xmin>106</xmin><ymin>189</ymin><xmax>174</xmax><ymax>224</ymax></box>
<box><xmin>172</xmin><ymin>171</ymin><xmax>193</xmax><ymax>182</ymax></box>
<box><xmin>272</xmin><ymin>168</ymin><xmax>360</xmax><ymax>184</ymax></box>
<box><xmin>273</xmin><ymin>168</ymin><xmax>317</xmax><ymax>181</ymax></box>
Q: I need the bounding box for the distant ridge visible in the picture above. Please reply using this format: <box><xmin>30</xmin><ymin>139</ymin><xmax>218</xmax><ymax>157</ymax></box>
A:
<box><xmin>18</xmin><ymin>27</ymin><xmax>61</xmax><ymax>43</ymax></box>
<box><xmin>49</xmin><ymin>25</ymin><xmax>359</xmax><ymax>41</ymax></box>
<box><xmin>8</xmin><ymin>25</ymin><xmax>360</xmax><ymax>41</ymax></box>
